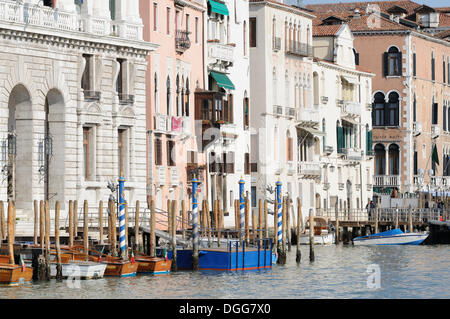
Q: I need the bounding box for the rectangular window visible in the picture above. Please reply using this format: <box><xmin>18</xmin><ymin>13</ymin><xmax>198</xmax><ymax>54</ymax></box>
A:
<box><xmin>243</xmin><ymin>97</ymin><xmax>249</xmax><ymax>130</ymax></box>
<box><xmin>155</xmin><ymin>138</ymin><xmax>162</xmax><ymax>166</ymax></box>
<box><xmin>244</xmin><ymin>153</ymin><xmax>250</xmax><ymax>175</ymax></box>
<box><xmin>195</xmin><ymin>17</ymin><xmax>199</xmax><ymax>43</ymax></box>
<box><xmin>153</xmin><ymin>3</ymin><xmax>158</xmax><ymax>31</ymax></box>
<box><xmin>432</xmin><ymin>103</ymin><xmax>438</xmax><ymax>125</ymax></box>
<box><xmin>249</xmin><ymin>17</ymin><xmax>256</xmax><ymax>47</ymax></box>
<box><xmin>83</xmin><ymin>127</ymin><xmax>91</xmax><ymax>180</ymax></box>
<box><xmin>167</xmin><ymin>140</ymin><xmax>175</xmax><ymax>166</ymax></box>
<box><xmin>251</xmin><ymin>186</ymin><xmax>257</xmax><ymax>208</ymax></box>
<box><xmin>166</xmin><ymin>8</ymin><xmax>170</xmax><ymax>35</ymax></box>
<box><xmin>175</xmin><ymin>10</ymin><xmax>180</xmax><ymax>32</ymax></box>
<box><xmin>223</xmin><ymin>152</ymin><xmax>235</xmax><ymax>174</ymax></box>
<box><xmin>431</xmin><ymin>55</ymin><xmax>435</xmax><ymax>81</ymax></box>
<box><xmin>81</xmin><ymin>54</ymin><xmax>93</xmax><ymax>91</ymax></box>
<box><xmin>287</xmin><ymin>137</ymin><xmax>293</xmax><ymax>161</ymax></box>
<box><xmin>185</xmin><ymin>14</ymin><xmax>189</xmax><ymax>32</ymax></box>
<box><xmin>116</xmin><ymin>58</ymin><xmax>125</xmax><ymax>95</ymax></box>
<box><xmin>413</xmin><ymin>52</ymin><xmax>416</xmax><ymax>76</ymax></box>
<box><xmin>444</xmin><ymin>59</ymin><xmax>446</xmax><ymax>84</ymax></box>
<box><xmin>414</xmin><ymin>151</ymin><xmax>418</xmax><ymax>175</ymax></box>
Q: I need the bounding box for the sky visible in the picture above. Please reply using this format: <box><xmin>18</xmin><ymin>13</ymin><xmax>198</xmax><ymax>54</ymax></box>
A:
<box><xmin>301</xmin><ymin>0</ymin><xmax>448</xmax><ymax>7</ymax></box>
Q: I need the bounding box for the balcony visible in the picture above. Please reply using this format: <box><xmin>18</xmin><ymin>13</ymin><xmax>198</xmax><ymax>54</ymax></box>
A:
<box><xmin>118</xmin><ymin>94</ymin><xmax>134</xmax><ymax>105</ymax></box>
<box><xmin>169</xmin><ymin>167</ymin><xmax>179</xmax><ymax>186</ymax></box>
<box><xmin>286</xmin><ymin>42</ymin><xmax>313</xmax><ymax>57</ymax></box>
<box><xmin>175</xmin><ymin>30</ymin><xmax>191</xmax><ymax>53</ymax></box>
<box><xmin>324</xmin><ymin>146</ymin><xmax>333</xmax><ymax>155</ymax></box>
<box><xmin>287</xmin><ymin>161</ymin><xmax>295</xmax><ymax>176</ymax></box>
<box><xmin>273</xmin><ymin>105</ymin><xmax>283</xmax><ymax>116</ymax></box>
<box><xmin>413</xmin><ymin>122</ymin><xmax>422</xmax><ymax>136</ymax></box>
<box><xmin>342</xmin><ymin>147</ymin><xmax>363</xmax><ymax>161</ymax></box>
<box><xmin>340</xmin><ymin>101</ymin><xmax>361</xmax><ymax>118</ymax></box>
<box><xmin>195</xmin><ymin>91</ymin><xmax>232</xmax><ymax>125</ymax></box>
<box><xmin>154</xmin><ymin>113</ymin><xmax>169</xmax><ymax>132</ymax></box>
<box><xmin>297</xmin><ymin>162</ymin><xmax>321</xmax><ymax>178</ymax></box>
<box><xmin>297</xmin><ymin>107</ymin><xmax>320</xmax><ymax>127</ymax></box>
<box><xmin>374</xmin><ymin>175</ymin><xmax>400</xmax><ymax>187</ymax></box>
<box><xmin>285</xmin><ymin>107</ymin><xmax>296</xmax><ymax>118</ymax></box>
<box><xmin>83</xmin><ymin>90</ymin><xmax>101</xmax><ymax>101</ymax></box>
<box><xmin>431</xmin><ymin>124</ymin><xmax>440</xmax><ymax>139</ymax></box>
<box><xmin>207</xmin><ymin>41</ymin><xmax>234</xmax><ymax>65</ymax></box>
<box><xmin>155</xmin><ymin>166</ymin><xmax>166</xmax><ymax>186</ymax></box>
<box><xmin>273</xmin><ymin>37</ymin><xmax>281</xmax><ymax>51</ymax></box>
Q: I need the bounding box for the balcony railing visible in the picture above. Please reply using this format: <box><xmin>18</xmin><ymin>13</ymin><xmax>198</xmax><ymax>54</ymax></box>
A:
<box><xmin>324</xmin><ymin>146</ymin><xmax>333</xmax><ymax>155</ymax></box>
<box><xmin>374</xmin><ymin>175</ymin><xmax>400</xmax><ymax>187</ymax></box>
<box><xmin>175</xmin><ymin>29</ymin><xmax>191</xmax><ymax>52</ymax></box>
<box><xmin>273</xmin><ymin>105</ymin><xmax>283</xmax><ymax>116</ymax></box>
<box><xmin>0</xmin><ymin>0</ymin><xmax>142</xmax><ymax>40</ymax></box>
<box><xmin>118</xmin><ymin>94</ymin><xmax>134</xmax><ymax>105</ymax></box>
<box><xmin>431</xmin><ymin>124</ymin><xmax>440</xmax><ymax>138</ymax></box>
<box><xmin>287</xmin><ymin>161</ymin><xmax>295</xmax><ymax>175</ymax></box>
<box><xmin>413</xmin><ymin>122</ymin><xmax>422</xmax><ymax>136</ymax></box>
<box><xmin>169</xmin><ymin>167</ymin><xmax>179</xmax><ymax>186</ymax></box>
<box><xmin>285</xmin><ymin>107</ymin><xmax>296</xmax><ymax>118</ymax></box>
<box><xmin>286</xmin><ymin>42</ymin><xmax>313</xmax><ymax>57</ymax></box>
<box><xmin>342</xmin><ymin>147</ymin><xmax>363</xmax><ymax>160</ymax></box>
<box><xmin>83</xmin><ymin>90</ymin><xmax>101</xmax><ymax>101</ymax></box>
<box><xmin>341</xmin><ymin>101</ymin><xmax>361</xmax><ymax>117</ymax></box>
<box><xmin>154</xmin><ymin>113</ymin><xmax>169</xmax><ymax>132</ymax></box>
<box><xmin>208</xmin><ymin>41</ymin><xmax>234</xmax><ymax>64</ymax></box>
<box><xmin>195</xmin><ymin>91</ymin><xmax>233</xmax><ymax>124</ymax></box>
<box><xmin>273</xmin><ymin>37</ymin><xmax>281</xmax><ymax>51</ymax></box>
<box><xmin>155</xmin><ymin>166</ymin><xmax>166</xmax><ymax>186</ymax></box>
<box><xmin>297</xmin><ymin>107</ymin><xmax>320</xmax><ymax>126</ymax></box>
<box><xmin>297</xmin><ymin>162</ymin><xmax>321</xmax><ymax>178</ymax></box>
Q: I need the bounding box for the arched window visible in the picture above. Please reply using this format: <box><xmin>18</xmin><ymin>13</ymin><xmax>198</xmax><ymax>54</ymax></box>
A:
<box><xmin>313</xmin><ymin>72</ymin><xmax>319</xmax><ymax>105</ymax></box>
<box><xmin>447</xmin><ymin>103</ymin><xmax>450</xmax><ymax>132</ymax></box>
<box><xmin>166</xmin><ymin>76</ymin><xmax>171</xmax><ymax>115</ymax></box>
<box><xmin>388</xmin><ymin>144</ymin><xmax>400</xmax><ymax>175</ymax></box>
<box><xmin>243</xmin><ymin>20</ymin><xmax>247</xmax><ymax>56</ymax></box>
<box><xmin>176</xmin><ymin>75</ymin><xmax>180</xmax><ymax>116</ymax></box>
<box><xmin>375</xmin><ymin>144</ymin><xmax>386</xmax><ymax>175</ymax></box>
<box><xmin>372</xmin><ymin>92</ymin><xmax>385</xmax><ymax>126</ymax></box>
<box><xmin>286</xmin><ymin>130</ymin><xmax>293</xmax><ymax>161</ymax></box>
<box><xmin>443</xmin><ymin>102</ymin><xmax>447</xmax><ymax>132</ymax></box>
<box><xmin>431</xmin><ymin>50</ymin><xmax>435</xmax><ymax>81</ymax></box>
<box><xmin>243</xmin><ymin>91</ymin><xmax>249</xmax><ymax>130</ymax></box>
<box><xmin>185</xmin><ymin>78</ymin><xmax>190</xmax><ymax>116</ymax></box>
<box><xmin>387</xmin><ymin>92</ymin><xmax>399</xmax><ymax>126</ymax></box>
<box><xmin>353</xmin><ymin>48</ymin><xmax>359</xmax><ymax>65</ymax></box>
<box><xmin>413</xmin><ymin>93</ymin><xmax>417</xmax><ymax>122</ymax></box>
<box><xmin>384</xmin><ymin>46</ymin><xmax>401</xmax><ymax>76</ymax></box>
<box><xmin>322</xmin><ymin>119</ymin><xmax>326</xmax><ymax>152</ymax></box>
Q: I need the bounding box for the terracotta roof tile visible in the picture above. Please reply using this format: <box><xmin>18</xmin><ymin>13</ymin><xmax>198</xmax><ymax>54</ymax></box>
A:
<box><xmin>313</xmin><ymin>24</ymin><xmax>343</xmax><ymax>36</ymax></box>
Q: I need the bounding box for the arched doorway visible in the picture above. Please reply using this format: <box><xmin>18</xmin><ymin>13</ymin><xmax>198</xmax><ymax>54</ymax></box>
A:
<box><xmin>7</xmin><ymin>84</ymin><xmax>33</xmax><ymax>207</ymax></box>
<box><xmin>43</xmin><ymin>89</ymin><xmax>66</xmax><ymax>205</ymax></box>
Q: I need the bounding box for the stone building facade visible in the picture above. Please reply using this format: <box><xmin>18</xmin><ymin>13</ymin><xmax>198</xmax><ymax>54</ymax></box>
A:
<box><xmin>0</xmin><ymin>0</ymin><xmax>156</xmax><ymax>221</ymax></box>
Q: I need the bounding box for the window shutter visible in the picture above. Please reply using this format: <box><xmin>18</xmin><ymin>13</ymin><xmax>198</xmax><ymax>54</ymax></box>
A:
<box><xmin>383</xmin><ymin>52</ymin><xmax>389</xmax><ymax>77</ymax></box>
<box><xmin>413</xmin><ymin>53</ymin><xmax>416</xmax><ymax>76</ymax></box>
<box><xmin>337</xmin><ymin>126</ymin><xmax>344</xmax><ymax>153</ymax></box>
<box><xmin>366</xmin><ymin>130</ymin><xmax>373</xmax><ymax>154</ymax></box>
<box><xmin>397</xmin><ymin>51</ymin><xmax>402</xmax><ymax>75</ymax></box>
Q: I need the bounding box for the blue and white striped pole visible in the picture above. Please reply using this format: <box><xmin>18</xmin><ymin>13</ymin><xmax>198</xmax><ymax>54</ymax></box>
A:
<box><xmin>118</xmin><ymin>175</ymin><xmax>127</xmax><ymax>259</ymax></box>
<box><xmin>239</xmin><ymin>178</ymin><xmax>245</xmax><ymax>242</ymax></box>
<box><xmin>192</xmin><ymin>176</ymin><xmax>199</xmax><ymax>270</ymax></box>
<box><xmin>276</xmin><ymin>180</ymin><xmax>282</xmax><ymax>248</ymax></box>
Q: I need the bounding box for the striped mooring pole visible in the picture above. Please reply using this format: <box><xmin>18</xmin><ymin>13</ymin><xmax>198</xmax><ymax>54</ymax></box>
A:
<box><xmin>239</xmin><ymin>178</ymin><xmax>245</xmax><ymax>242</ymax></box>
<box><xmin>192</xmin><ymin>176</ymin><xmax>199</xmax><ymax>270</ymax></box>
<box><xmin>276</xmin><ymin>180</ymin><xmax>282</xmax><ymax>249</ymax></box>
<box><xmin>118</xmin><ymin>175</ymin><xmax>127</xmax><ymax>259</ymax></box>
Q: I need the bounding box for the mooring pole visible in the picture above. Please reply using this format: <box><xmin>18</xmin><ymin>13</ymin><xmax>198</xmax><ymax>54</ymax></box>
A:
<box><xmin>135</xmin><ymin>200</ymin><xmax>140</xmax><ymax>251</ymax></box>
<box><xmin>33</xmin><ymin>200</ymin><xmax>38</xmax><ymax>245</ymax></box>
<box><xmin>55</xmin><ymin>201</ymin><xmax>62</xmax><ymax>280</ymax></box>
<box><xmin>118</xmin><ymin>175</ymin><xmax>127</xmax><ymax>260</ymax></box>
<box><xmin>45</xmin><ymin>200</ymin><xmax>50</xmax><ymax>280</ymax></box>
<box><xmin>296</xmin><ymin>198</ymin><xmax>302</xmax><ymax>263</ymax></box>
<box><xmin>279</xmin><ymin>196</ymin><xmax>287</xmax><ymax>264</ymax></box>
<box><xmin>99</xmin><ymin>200</ymin><xmax>103</xmax><ymax>244</ymax></box>
<box><xmin>309</xmin><ymin>208</ymin><xmax>315</xmax><ymax>262</ymax></box>
<box><xmin>7</xmin><ymin>201</ymin><xmax>15</xmax><ymax>265</ymax></box>
<box><xmin>150</xmin><ymin>199</ymin><xmax>156</xmax><ymax>257</ymax></box>
<box><xmin>68</xmin><ymin>200</ymin><xmax>74</xmax><ymax>247</ymax></box>
<box><xmin>0</xmin><ymin>201</ymin><xmax>4</xmax><ymax>241</ymax></box>
<box><xmin>192</xmin><ymin>176</ymin><xmax>199</xmax><ymax>271</ymax></box>
<box><xmin>276</xmin><ymin>180</ymin><xmax>282</xmax><ymax>258</ymax></box>
<box><xmin>84</xmin><ymin>200</ymin><xmax>89</xmax><ymax>261</ymax></box>
<box><xmin>239</xmin><ymin>178</ymin><xmax>245</xmax><ymax>244</ymax></box>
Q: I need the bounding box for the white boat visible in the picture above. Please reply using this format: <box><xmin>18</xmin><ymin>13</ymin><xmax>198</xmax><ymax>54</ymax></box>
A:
<box><xmin>25</xmin><ymin>260</ymin><xmax>107</xmax><ymax>279</ymax></box>
<box><xmin>353</xmin><ymin>228</ymin><xmax>429</xmax><ymax>246</ymax></box>
<box><xmin>299</xmin><ymin>216</ymin><xmax>336</xmax><ymax>245</ymax></box>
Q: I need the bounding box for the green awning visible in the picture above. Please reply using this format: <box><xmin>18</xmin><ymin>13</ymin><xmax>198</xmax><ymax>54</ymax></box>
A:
<box><xmin>209</xmin><ymin>0</ymin><xmax>229</xmax><ymax>16</ymax></box>
<box><xmin>210</xmin><ymin>71</ymin><xmax>235</xmax><ymax>90</ymax></box>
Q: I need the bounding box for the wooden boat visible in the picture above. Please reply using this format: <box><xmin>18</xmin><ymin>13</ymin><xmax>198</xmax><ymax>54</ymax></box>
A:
<box><xmin>69</xmin><ymin>246</ymin><xmax>138</xmax><ymax>277</ymax></box>
<box><xmin>353</xmin><ymin>228</ymin><xmax>429</xmax><ymax>246</ymax></box>
<box><xmin>134</xmin><ymin>253</ymin><xmax>172</xmax><ymax>275</ymax></box>
<box><xmin>0</xmin><ymin>263</ymin><xmax>33</xmax><ymax>285</ymax></box>
<box><xmin>299</xmin><ymin>216</ymin><xmax>336</xmax><ymax>245</ymax></box>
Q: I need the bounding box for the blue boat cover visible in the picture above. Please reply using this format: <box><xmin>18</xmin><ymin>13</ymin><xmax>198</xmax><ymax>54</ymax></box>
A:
<box><xmin>369</xmin><ymin>228</ymin><xmax>404</xmax><ymax>237</ymax></box>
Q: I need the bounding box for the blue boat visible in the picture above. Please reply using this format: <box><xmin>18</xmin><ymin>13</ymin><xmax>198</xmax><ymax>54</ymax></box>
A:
<box><xmin>353</xmin><ymin>228</ymin><xmax>429</xmax><ymax>245</ymax></box>
<box><xmin>160</xmin><ymin>239</ymin><xmax>274</xmax><ymax>271</ymax></box>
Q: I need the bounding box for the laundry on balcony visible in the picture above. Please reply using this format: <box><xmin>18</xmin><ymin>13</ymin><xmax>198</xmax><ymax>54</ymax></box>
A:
<box><xmin>208</xmin><ymin>0</ymin><xmax>229</xmax><ymax>16</ymax></box>
<box><xmin>210</xmin><ymin>71</ymin><xmax>235</xmax><ymax>90</ymax></box>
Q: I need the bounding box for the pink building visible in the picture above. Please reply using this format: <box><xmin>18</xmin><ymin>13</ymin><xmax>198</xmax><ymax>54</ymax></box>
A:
<box><xmin>140</xmin><ymin>0</ymin><xmax>207</xmax><ymax>212</ymax></box>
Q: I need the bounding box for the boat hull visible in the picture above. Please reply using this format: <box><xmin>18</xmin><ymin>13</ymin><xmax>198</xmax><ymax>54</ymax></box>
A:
<box><xmin>299</xmin><ymin>232</ymin><xmax>335</xmax><ymax>245</ymax></box>
<box><xmin>102</xmin><ymin>260</ymin><xmax>138</xmax><ymax>277</ymax></box>
<box><xmin>0</xmin><ymin>264</ymin><xmax>33</xmax><ymax>285</ymax></box>
<box><xmin>135</xmin><ymin>257</ymin><xmax>171</xmax><ymax>275</ymax></box>
<box><xmin>49</xmin><ymin>262</ymin><xmax>106</xmax><ymax>279</ymax></box>
<box><xmin>353</xmin><ymin>233</ymin><xmax>429</xmax><ymax>245</ymax></box>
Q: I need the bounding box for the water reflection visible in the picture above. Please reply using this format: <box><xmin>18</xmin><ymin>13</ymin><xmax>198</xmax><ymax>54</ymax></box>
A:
<box><xmin>0</xmin><ymin>245</ymin><xmax>448</xmax><ymax>299</ymax></box>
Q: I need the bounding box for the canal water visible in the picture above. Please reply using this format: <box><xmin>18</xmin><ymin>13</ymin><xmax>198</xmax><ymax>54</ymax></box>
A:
<box><xmin>1</xmin><ymin>245</ymin><xmax>448</xmax><ymax>299</ymax></box>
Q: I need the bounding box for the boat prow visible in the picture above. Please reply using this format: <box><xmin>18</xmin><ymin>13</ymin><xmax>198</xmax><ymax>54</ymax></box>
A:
<box><xmin>0</xmin><ymin>263</ymin><xmax>33</xmax><ymax>286</ymax></box>
<box><xmin>353</xmin><ymin>228</ymin><xmax>429</xmax><ymax>246</ymax></box>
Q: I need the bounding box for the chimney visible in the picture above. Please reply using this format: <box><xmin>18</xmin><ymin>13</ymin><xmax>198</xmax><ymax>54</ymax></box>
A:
<box><xmin>352</xmin><ymin>8</ymin><xmax>361</xmax><ymax>19</ymax></box>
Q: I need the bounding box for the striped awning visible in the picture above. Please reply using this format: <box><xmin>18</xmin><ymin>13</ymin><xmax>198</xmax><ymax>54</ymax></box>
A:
<box><xmin>208</xmin><ymin>0</ymin><xmax>229</xmax><ymax>16</ymax></box>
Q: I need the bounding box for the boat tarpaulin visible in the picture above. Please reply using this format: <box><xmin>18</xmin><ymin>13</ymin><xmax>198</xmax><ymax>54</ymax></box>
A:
<box><xmin>370</xmin><ymin>228</ymin><xmax>403</xmax><ymax>237</ymax></box>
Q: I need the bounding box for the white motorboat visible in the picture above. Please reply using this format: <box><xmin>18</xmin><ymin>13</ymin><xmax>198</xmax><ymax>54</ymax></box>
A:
<box><xmin>353</xmin><ymin>228</ymin><xmax>429</xmax><ymax>246</ymax></box>
<box><xmin>299</xmin><ymin>216</ymin><xmax>336</xmax><ymax>245</ymax></box>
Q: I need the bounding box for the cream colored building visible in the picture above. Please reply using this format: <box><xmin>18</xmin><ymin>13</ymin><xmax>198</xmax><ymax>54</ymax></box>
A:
<box><xmin>0</xmin><ymin>0</ymin><xmax>155</xmax><ymax>232</ymax></box>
